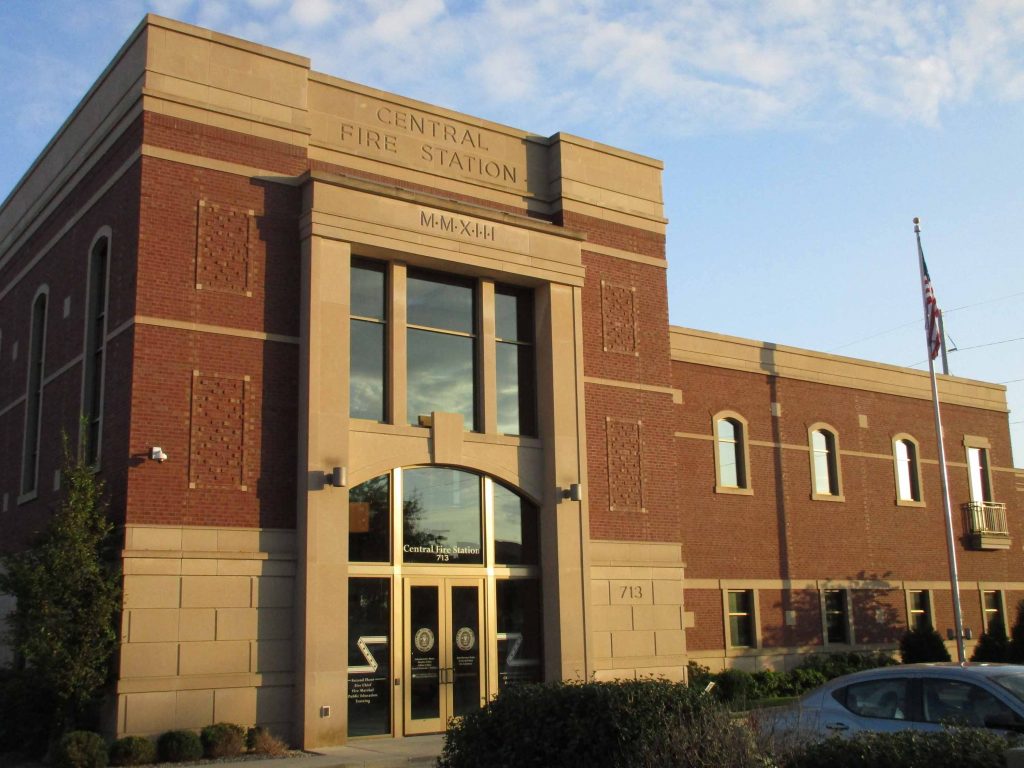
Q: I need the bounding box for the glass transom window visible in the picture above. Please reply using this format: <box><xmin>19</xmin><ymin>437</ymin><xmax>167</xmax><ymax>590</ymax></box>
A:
<box><xmin>348</xmin><ymin>467</ymin><xmax>538</xmax><ymax>567</ymax></box>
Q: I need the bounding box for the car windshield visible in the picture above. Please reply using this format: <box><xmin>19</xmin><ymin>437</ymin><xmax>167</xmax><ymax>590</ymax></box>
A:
<box><xmin>991</xmin><ymin>672</ymin><xmax>1024</xmax><ymax>704</ymax></box>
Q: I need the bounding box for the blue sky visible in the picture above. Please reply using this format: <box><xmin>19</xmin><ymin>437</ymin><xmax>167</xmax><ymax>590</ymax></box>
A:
<box><xmin>2</xmin><ymin>0</ymin><xmax>1022</xmax><ymax>464</ymax></box>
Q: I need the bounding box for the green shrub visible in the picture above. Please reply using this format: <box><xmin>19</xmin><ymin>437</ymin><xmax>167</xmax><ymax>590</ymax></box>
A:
<box><xmin>108</xmin><ymin>736</ymin><xmax>156</xmax><ymax>766</ymax></box>
<box><xmin>714</xmin><ymin>667</ymin><xmax>755</xmax><ymax>705</ymax></box>
<box><xmin>787</xmin><ymin>667</ymin><xmax>827</xmax><ymax>694</ymax></box>
<box><xmin>156</xmin><ymin>730</ymin><xmax>202</xmax><ymax>763</ymax></box>
<box><xmin>200</xmin><ymin>722</ymin><xmax>245</xmax><ymax>758</ymax></box>
<box><xmin>971</xmin><ymin>617</ymin><xmax>1011</xmax><ymax>662</ymax></box>
<box><xmin>797</xmin><ymin>651</ymin><xmax>897</xmax><ymax>680</ymax></box>
<box><xmin>782</xmin><ymin>727</ymin><xmax>1017</xmax><ymax>768</ymax></box>
<box><xmin>438</xmin><ymin>679</ymin><xmax>761</xmax><ymax>768</ymax></box>
<box><xmin>686</xmin><ymin>660</ymin><xmax>714</xmax><ymax>691</ymax></box>
<box><xmin>901</xmin><ymin>626</ymin><xmax>952</xmax><ymax>663</ymax></box>
<box><xmin>53</xmin><ymin>731</ymin><xmax>108</xmax><ymax>768</ymax></box>
<box><xmin>750</xmin><ymin>669</ymin><xmax>789</xmax><ymax>699</ymax></box>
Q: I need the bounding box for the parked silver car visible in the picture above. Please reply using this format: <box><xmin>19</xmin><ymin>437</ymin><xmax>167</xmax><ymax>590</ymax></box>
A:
<box><xmin>781</xmin><ymin>663</ymin><xmax>1024</xmax><ymax>736</ymax></box>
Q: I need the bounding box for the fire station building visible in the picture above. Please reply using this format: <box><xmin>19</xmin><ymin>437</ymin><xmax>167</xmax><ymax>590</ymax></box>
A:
<box><xmin>1</xmin><ymin>16</ymin><xmax>1021</xmax><ymax>747</ymax></box>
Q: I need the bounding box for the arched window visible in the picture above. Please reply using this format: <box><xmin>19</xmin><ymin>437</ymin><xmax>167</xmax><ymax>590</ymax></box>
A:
<box><xmin>21</xmin><ymin>288</ymin><xmax>48</xmax><ymax>497</ymax></box>
<box><xmin>713</xmin><ymin>412</ymin><xmax>751</xmax><ymax>493</ymax></box>
<box><xmin>83</xmin><ymin>232</ymin><xmax>110</xmax><ymax>466</ymax></box>
<box><xmin>347</xmin><ymin>467</ymin><xmax>538</xmax><ymax>566</ymax></box>
<box><xmin>809</xmin><ymin>424</ymin><xmax>842</xmax><ymax>500</ymax></box>
<box><xmin>892</xmin><ymin>435</ymin><xmax>923</xmax><ymax>504</ymax></box>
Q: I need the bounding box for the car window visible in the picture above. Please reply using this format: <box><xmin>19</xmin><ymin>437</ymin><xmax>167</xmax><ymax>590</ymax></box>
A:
<box><xmin>836</xmin><ymin>679</ymin><xmax>909</xmax><ymax>720</ymax></box>
<box><xmin>993</xmin><ymin>673</ymin><xmax>1024</xmax><ymax>705</ymax></box>
<box><xmin>921</xmin><ymin>678</ymin><xmax>1015</xmax><ymax>727</ymax></box>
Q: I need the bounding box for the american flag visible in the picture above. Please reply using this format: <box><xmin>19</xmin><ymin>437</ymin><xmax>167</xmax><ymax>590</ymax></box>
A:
<box><xmin>921</xmin><ymin>256</ymin><xmax>942</xmax><ymax>361</ymax></box>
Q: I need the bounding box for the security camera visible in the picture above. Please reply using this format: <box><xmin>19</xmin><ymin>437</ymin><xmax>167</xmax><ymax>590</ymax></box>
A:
<box><xmin>150</xmin><ymin>447</ymin><xmax>168</xmax><ymax>463</ymax></box>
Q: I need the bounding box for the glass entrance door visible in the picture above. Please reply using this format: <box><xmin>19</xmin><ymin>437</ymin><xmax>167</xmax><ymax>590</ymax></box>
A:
<box><xmin>404</xmin><ymin>577</ymin><xmax>484</xmax><ymax>734</ymax></box>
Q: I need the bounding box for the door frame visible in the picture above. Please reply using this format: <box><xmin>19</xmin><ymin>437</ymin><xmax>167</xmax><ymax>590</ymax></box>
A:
<box><xmin>402</xmin><ymin>575</ymin><xmax>486</xmax><ymax>735</ymax></box>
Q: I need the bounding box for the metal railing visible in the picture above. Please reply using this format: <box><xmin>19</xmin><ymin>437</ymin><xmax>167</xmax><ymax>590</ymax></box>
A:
<box><xmin>963</xmin><ymin>501</ymin><xmax>1009</xmax><ymax>536</ymax></box>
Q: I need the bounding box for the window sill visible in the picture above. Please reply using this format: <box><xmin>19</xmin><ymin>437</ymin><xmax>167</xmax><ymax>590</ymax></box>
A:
<box><xmin>810</xmin><ymin>492</ymin><xmax>845</xmax><ymax>503</ymax></box>
<box><xmin>17</xmin><ymin>490</ymin><xmax>38</xmax><ymax>506</ymax></box>
<box><xmin>715</xmin><ymin>485</ymin><xmax>753</xmax><ymax>496</ymax></box>
<box><xmin>896</xmin><ymin>498</ymin><xmax>926</xmax><ymax>508</ymax></box>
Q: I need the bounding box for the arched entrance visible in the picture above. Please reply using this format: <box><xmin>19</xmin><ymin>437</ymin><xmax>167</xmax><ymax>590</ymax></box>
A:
<box><xmin>346</xmin><ymin>467</ymin><xmax>542</xmax><ymax>737</ymax></box>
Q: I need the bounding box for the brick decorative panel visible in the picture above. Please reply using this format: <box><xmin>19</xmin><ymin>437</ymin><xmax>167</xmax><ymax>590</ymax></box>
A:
<box><xmin>196</xmin><ymin>200</ymin><xmax>254</xmax><ymax>296</ymax></box>
<box><xmin>189</xmin><ymin>371</ymin><xmax>251</xmax><ymax>490</ymax></box>
<box><xmin>607</xmin><ymin>417</ymin><xmax>644</xmax><ymax>512</ymax></box>
<box><xmin>601</xmin><ymin>280</ymin><xmax>638</xmax><ymax>355</ymax></box>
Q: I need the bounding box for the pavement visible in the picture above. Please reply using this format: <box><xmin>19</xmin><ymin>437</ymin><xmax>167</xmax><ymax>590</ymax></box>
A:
<box><xmin>230</xmin><ymin>734</ymin><xmax>445</xmax><ymax>768</ymax></box>
<box><xmin>0</xmin><ymin>734</ymin><xmax>445</xmax><ymax>768</ymax></box>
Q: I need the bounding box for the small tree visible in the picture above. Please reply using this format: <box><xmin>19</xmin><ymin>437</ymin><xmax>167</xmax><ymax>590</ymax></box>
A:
<box><xmin>971</xmin><ymin>617</ymin><xmax>1010</xmax><ymax>662</ymax></box>
<box><xmin>0</xmin><ymin>434</ymin><xmax>120</xmax><ymax>745</ymax></box>
<box><xmin>1008</xmin><ymin>601</ymin><xmax>1024</xmax><ymax>663</ymax></box>
<box><xmin>900</xmin><ymin>625</ymin><xmax>951</xmax><ymax>663</ymax></box>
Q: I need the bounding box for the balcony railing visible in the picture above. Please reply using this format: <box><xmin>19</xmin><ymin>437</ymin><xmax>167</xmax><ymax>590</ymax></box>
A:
<box><xmin>963</xmin><ymin>501</ymin><xmax>1010</xmax><ymax>550</ymax></box>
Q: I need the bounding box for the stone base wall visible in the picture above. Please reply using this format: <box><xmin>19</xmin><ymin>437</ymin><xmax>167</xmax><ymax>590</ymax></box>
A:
<box><xmin>117</xmin><ymin>525</ymin><xmax>295</xmax><ymax>741</ymax></box>
<box><xmin>589</xmin><ymin>541</ymin><xmax>687</xmax><ymax>681</ymax></box>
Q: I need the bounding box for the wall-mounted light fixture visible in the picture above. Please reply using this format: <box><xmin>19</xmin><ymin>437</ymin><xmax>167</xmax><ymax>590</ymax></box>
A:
<box><xmin>324</xmin><ymin>466</ymin><xmax>346</xmax><ymax>488</ymax></box>
<box><xmin>150</xmin><ymin>447</ymin><xmax>168</xmax><ymax>463</ymax></box>
<box><xmin>561</xmin><ymin>483</ymin><xmax>582</xmax><ymax>502</ymax></box>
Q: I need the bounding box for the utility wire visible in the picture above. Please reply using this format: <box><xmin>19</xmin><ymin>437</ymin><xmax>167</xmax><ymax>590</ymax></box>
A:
<box><xmin>906</xmin><ymin>337</ymin><xmax>1024</xmax><ymax>368</ymax></box>
<box><xmin>829</xmin><ymin>288</ymin><xmax>1024</xmax><ymax>353</ymax></box>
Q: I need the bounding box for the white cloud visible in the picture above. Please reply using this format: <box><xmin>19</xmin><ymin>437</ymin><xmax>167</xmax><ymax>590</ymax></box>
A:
<box><xmin>290</xmin><ymin>0</ymin><xmax>335</xmax><ymax>26</ymax></box>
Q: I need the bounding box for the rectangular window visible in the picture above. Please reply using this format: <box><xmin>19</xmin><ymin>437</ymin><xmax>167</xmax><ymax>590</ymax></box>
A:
<box><xmin>496</xmin><ymin>579</ymin><xmax>543</xmax><ymax>690</ymax></box>
<box><xmin>21</xmin><ymin>293</ymin><xmax>47</xmax><ymax>496</ymax></box>
<box><xmin>407</xmin><ymin>270</ymin><xmax>477</xmax><ymax>430</ymax></box>
<box><xmin>494</xmin><ymin>286</ymin><xmax>536</xmax><ymax>437</ymax></box>
<box><xmin>350</xmin><ymin>259</ymin><xmax>387</xmax><ymax>422</ymax></box>
<box><xmin>727</xmin><ymin>589</ymin><xmax>755</xmax><ymax>648</ymax></box>
<box><xmin>824</xmin><ymin>589</ymin><xmax>849</xmax><ymax>644</ymax></box>
<box><xmin>967</xmin><ymin>446</ymin><xmax>992</xmax><ymax>503</ymax></box>
<box><xmin>83</xmin><ymin>238</ymin><xmax>109</xmax><ymax>465</ymax></box>
<box><xmin>347</xmin><ymin>577</ymin><xmax>391</xmax><ymax>737</ymax></box>
<box><xmin>983</xmin><ymin>590</ymin><xmax>1004</xmax><ymax>632</ymax></box>
<box><xmin>909</xmin><ymin>589</ymin><xmax>931</xmax><ymax>631</ymax></box>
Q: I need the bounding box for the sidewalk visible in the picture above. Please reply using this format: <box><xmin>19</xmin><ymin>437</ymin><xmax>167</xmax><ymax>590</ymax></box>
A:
<box><xmin>235</xmin><ymin>735</ymin><xmax>444</xmax><ymax>768</ymax></box>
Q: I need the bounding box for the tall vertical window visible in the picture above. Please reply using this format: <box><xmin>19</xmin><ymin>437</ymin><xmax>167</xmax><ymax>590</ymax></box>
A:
<box><xmin>83</xmin><ymin>237</ymin><xmax>109</xmax><ymax>465</ymax></box>
<box><xmin>809</xmin><ymin>426</ymin><xmax>841</xmax><ymax>498</ymax></box>
<box><xmin>494</xmin><ymin>286</ymin><xmax>536</xmax><ymax>436</ymax></box>
<box><xmin>21</xmin><ymin>291</ymin><xmax>48</xmax><ymax>496</ymax></box>
<box><xmin>714</xmin><ymin>413</ymin><xmax>750</xmax><ymax>492</ymax></box>
<box><xmin>983</xmin><ymin>590</ymin><xmax>1005</xmax><ymax>633</ymax></box>
<box><xmin>908</xmin><ymin>589</ymin><xmax>931</xmax><ymax>631</ymax></box>
<box><xmin>893</xmin><ymin>437</ymin><xmax>922</xmax><ymax>503</ymax></box>
<box><xmin>347</xmin><ymin>577</ymin><xmax>391</xmax><ymax>737</ymax></box>
<box><xmin>407</xmin><ymin>270</ymin><xmax>477</xmax><ymax>430</ymax></box>
<box><xmin>350</xmin><ymin>259</ymin><xmax>387</xmax><ymax>421</ymax></box>
<box><xmin>824</xmin><ymin>589</ymin><xmax>850</xmax><ymax>644</ymax></box>
<box><xmin>967</xmin><ymin>446</ymin><xmax>992</xmax><ymax>503</ymax></box>
<box><xmin>727</xmin><ymin>589</ymin><xmax>756</xmax><ymax>648</ymax></box>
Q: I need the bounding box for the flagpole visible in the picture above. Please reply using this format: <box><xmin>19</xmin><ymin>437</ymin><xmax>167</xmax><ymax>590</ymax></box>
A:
<box><xmin>914</xmin><ymin>217</ymin><xmax>965</xmax><ymax>663</ymax></box>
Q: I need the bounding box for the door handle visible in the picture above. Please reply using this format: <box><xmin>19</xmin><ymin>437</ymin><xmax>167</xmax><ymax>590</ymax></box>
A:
<box><xmin>825</xmin><ymin>722</ymin><xmax>850</xmax><ymax>732</ymax></box>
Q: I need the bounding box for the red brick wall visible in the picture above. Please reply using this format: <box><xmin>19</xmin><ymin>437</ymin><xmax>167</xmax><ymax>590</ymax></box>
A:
<box><xmin>0</xmin><ymin>126</ymin><xmax>141</xmax><ymax>551</ymax></box>
<box><xmin>130</xmin><ymin>127</ymin><xmax>303</xmax><ymax>528</ymax></box>
<box><xmin>674</xmin><ymin>360</ymin><xmax>1023</xmax><ymax>585</ymax></box>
